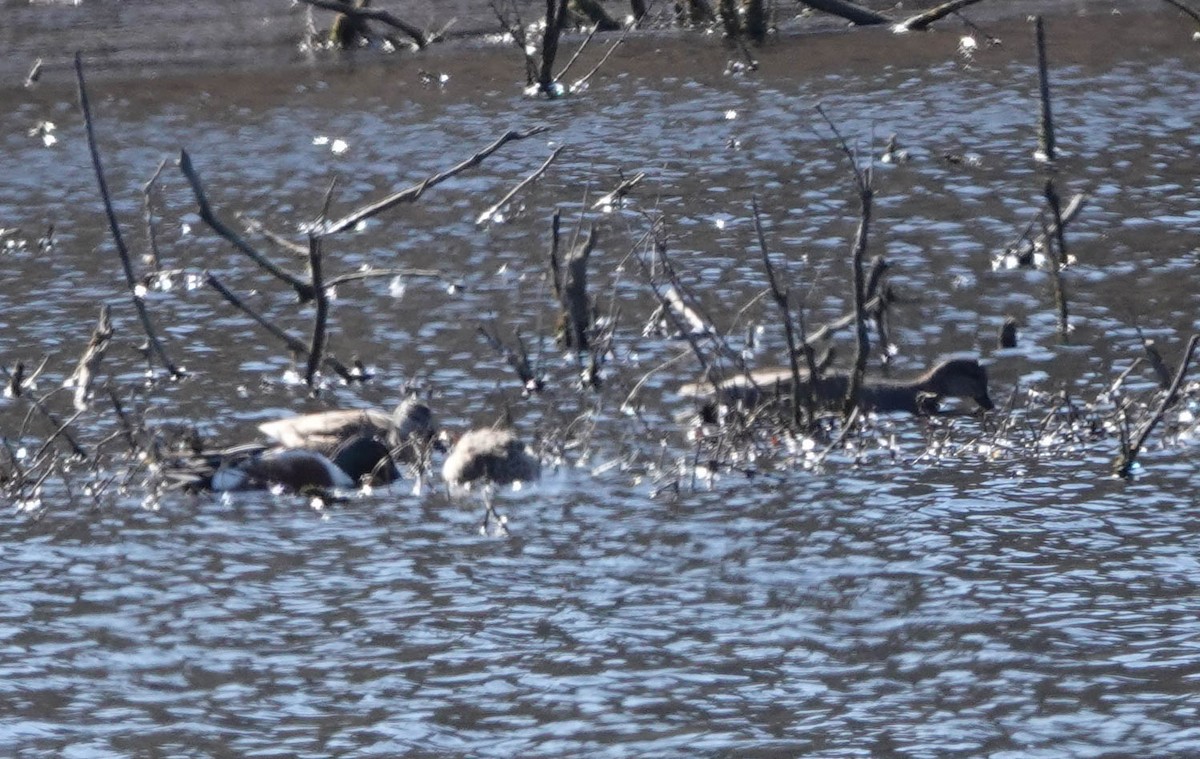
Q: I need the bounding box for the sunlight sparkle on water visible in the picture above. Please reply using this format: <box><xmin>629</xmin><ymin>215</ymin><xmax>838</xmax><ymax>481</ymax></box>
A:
<box><xmin>389</xmin><ymin>275</ymin><xmax>406</xmax><ymax>298</ymax></box>
<box><xmin>16</xmin><ymin>495</ymin><xmax>42</xmax><ymax>513</ymax></box>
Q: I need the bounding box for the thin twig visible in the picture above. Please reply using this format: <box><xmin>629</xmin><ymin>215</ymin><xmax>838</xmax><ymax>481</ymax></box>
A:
<box><xmin>592</xmin><ymin>171</ymin><xmax>646</xmax><ymax>210</ymax></box>
<box><xmin>843</xmin><ymin>173</ymin><xmax>873</xmax><ymax>417</ymax></box>
<box><xmin>1114</xmin><ymin>334</ymin><xmax>1199</xmax><ymax>477</ymax></box>
<box><xmin>753</xmin><ymin>197</ymin><xmax>807</xmax><ymax>429</ymax></box>
<box><xmin>305</xmin><ymin>235</ymin><xmax>329</xmax><ymax>386</ymax></box>
<box><xmin>141</xmin><ymin>156</ymin><xmax>169</xmax><ymax>270</ymax></box>
<box><xmin>554</xmin><ymin>22</ymin><xmax>602</xmax><ymax>82</ymax></box>
<box><xmin>1160</xmin><ymin>0</ymin><xmax>1200</xmax><ymax>26</ymax></box>
<box><xmin>570</xmin><ymin>36</ymin><xmax>627</xmax><ymax>92</ymax></box>
<box><xmin>241</xmin><ymin>217</ymin><xmax>310</xmax><ymax>257</ymax></box>
<box><xmin>304</xmin><ymin>178</ymin><xmax>338</xmax><ymax>386</ymax></box>
<box><xmin>476</xmin><ymin>145</ymin><xmax>565</xmax><ymax>225</ymax></box>
<box><xmin>106</xmin><ymin>385</ymin><xmax>140</xmax><ymax>454</ymax></box>
<box><xmin>322</xmin><ymin>127</ymin><xmax>550</xmax><ymax>235</ymax></box>
<box><xmin>325</xmin><ymin>267</ymin><xmax>457</xmax><ymax>289</ymax></box>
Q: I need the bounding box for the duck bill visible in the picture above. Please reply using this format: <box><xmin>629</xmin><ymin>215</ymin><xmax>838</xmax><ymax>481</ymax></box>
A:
<box><xmin>975</xmin><ymin>393</ymin><xmax>995</xmax><ymax>411</ymax></box>
<box><xmin>432</xmin><ymin>431</ymin><xmax>451</xmax><ymax>453</ymax></box>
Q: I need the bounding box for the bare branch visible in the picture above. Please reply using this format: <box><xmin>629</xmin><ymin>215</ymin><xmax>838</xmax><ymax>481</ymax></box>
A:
<box><xmin>75</xmin><ymin>53</ymin><xmax>183</xmax><ymax>378</ymax></box>
<box><xmin>477</xmin><ymin>145</ymin><xmax>565</xmax><ymax>225</ymax></box>
<box><xmin>296</xmin><ymin>0</ymin><xmax>435</xmax><ymax>48</ymax></box>
<box><xmin>798</xmin><ymin>0</ymin><xmax>891</xmax><ymax>26</ymax></box>
<box><xmin>205</xmin><ymin>273</ymin><xmax>354</xmax><ymax>382</ymax></box>
<box><xmin>179</xmin><ymin>149</ymin><xmax>315</xmax><ymax>301</ymax></box>
<box><xmin>895</xmin><ymin>0</ymin><xmax>987</xmax><ymax>32</ymax></box>
<box><xmin>1115</xmin><ymin>334</ymin><xmax>1200</xmax><ymax>477</ymax></box>
<box><xmin>322</xmin><ymin>127</ymin><xmax>550</xmax><ymax>235</ymax></box>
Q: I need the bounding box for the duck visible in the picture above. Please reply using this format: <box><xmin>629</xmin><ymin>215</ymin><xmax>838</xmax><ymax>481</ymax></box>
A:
<box><xmin>165</xmin><ymin>434</ymin><xmax>396</xmax><ymax>493</ymax></box>
<box><xmin>258</xmin><ymin>396</ymin><xmax>437</xmax><ymax>464</ymax></box>
<box><xmin>679</xmin><ymin>357</ymin><xmax>995</xmax><ymax>416</ymax></box>
<box><xmin>442</xmin><ymin>427</ymin><xmax>541</xmax><ymax>533</ymax></box>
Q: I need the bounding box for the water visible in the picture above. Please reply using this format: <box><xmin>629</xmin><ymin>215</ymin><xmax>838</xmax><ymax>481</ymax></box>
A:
<box><xmin>2</xmin><ymin>2</ymin><xmax>1199</xmax><ymax>756</ymax></box>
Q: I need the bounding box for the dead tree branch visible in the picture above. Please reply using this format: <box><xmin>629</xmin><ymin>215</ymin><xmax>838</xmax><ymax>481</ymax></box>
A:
<box><xmin>68</xmin><ymin>305</ymin><xmax>113</xmax><ymax>411</ymax></box>
<box><xmin>205</xmin><ymin>273</ymin><xmax>354</xmax><ymax>382</ymax></box>
<box><xmin>753</xmin><ymin>197</ymin><xmax>809</xmax><ymax>429</ymax></box>
<box><xmin>477</xmin><ymin>145</ymin><xmax>565</xmax><ymax>225</ymax></box>
<box><xmin>322</xmin><ymin>127</ymin><xmax>550</xmax><ymax>235</ymax></box>
<box><xmin>539</xmin><ymin>0</ymin><xmax>570</xmax><ymax>94</ymax></box>
<box><xmin>1114</xmin><ymin>334</ymin><xmax>1199</xmax><ymax>477</ymax></box>
<box><xmin>798</xmin><ymin>0</ymin><xmax>891</xmax><ymax>26</ymax></box>
<box><xmin>179</xmin><ymin>149</ymin><xmax>316</xmax><ymax>302</ymax></box>
<box><xmin>141</xmin><ymin>157</ymin><xmax>169</xmax><ymax>270</ymax></box>
<box><xmin>297</xmin><ymin>0</ymin><xmax>435</xmax><ymax>48</ymax></box>
<box><xmin>896</xmin><ymin>0</ymin><xmax>987</xmax><ymax>32</ymax></box>
<box><xmin>75</xmin><ymin>53</ymin><xmax>183</xmax><ymax>379</ymax></box>
<box><xmin>1034</xmin><ymin>15</ymin><xmax>1056</xmax><ymax>162</ymax></box>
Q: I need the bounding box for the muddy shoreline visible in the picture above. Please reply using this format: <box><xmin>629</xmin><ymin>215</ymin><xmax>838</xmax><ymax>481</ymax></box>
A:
<box><xmin>1</xmin><ymin>0</ymin><xmax>1160</xmax><ymax>87</ymax></box>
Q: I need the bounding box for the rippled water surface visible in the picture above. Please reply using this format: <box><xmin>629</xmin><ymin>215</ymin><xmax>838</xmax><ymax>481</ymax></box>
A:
<box><xmin>2</xmin><ymin>3</ymin><xmax>1199</xmax><ymax>756</ymax></box>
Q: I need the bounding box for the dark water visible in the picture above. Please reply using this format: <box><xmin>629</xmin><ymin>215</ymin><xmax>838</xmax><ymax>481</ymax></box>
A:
<box><xmin>2</xmin><ymin>2</ymin><xmax>1200</xmax><ymax>756</ymax></box>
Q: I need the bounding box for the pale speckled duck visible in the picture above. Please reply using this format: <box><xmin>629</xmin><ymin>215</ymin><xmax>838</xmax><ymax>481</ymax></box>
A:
<box><xmin>442</xmin><ymin>427</ymin><xmax>541</xmax><ymax>490</ymax></box>
<box><xmin>442</xmin><ymin>427</ymin><xmax>541</xmax><ymax>534</ymax></box>
<box><xmin>679</xmin><ymin>358</ymin><xmax>995</xmax><ymax>416</ymax></box>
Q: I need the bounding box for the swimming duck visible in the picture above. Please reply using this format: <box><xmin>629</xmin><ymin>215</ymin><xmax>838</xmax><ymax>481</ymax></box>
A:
<box><xmin>679</xmin><ymin>358</ymin><xmax>995</xmax><ymax>416</ymax></box>
<box><xmin>166</xmin><ymin>434</ymin><xmax>396</xmax><ymax>493</ymax></box>
<box><xmin>442</xmin><ymin>427</ymin><xmax>541</xmax><ymax>490</ymax></box>
<box><xmin>258</xmin><ymin>397</ymin><xmax>437</xmax><ymax>464</ymax></box>
<box><xmin>442</xmin><ymin>427</ymin><xmax>540</xmax><ymax>533</ymax></box>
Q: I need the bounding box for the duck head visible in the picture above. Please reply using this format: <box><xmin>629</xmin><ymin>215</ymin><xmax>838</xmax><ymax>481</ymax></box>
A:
<box><xmin>330</xmin><ymin>434</ymin><xmax>397</xmax><ymax>485</ymax></box>
<box><xmin>387</xmin><ymin>397</ymin><xmax>443</xmax><ymax>455</ymax></box>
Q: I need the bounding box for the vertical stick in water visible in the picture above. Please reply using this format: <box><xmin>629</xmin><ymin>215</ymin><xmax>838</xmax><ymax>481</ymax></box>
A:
<box><xmin>74</xmin><ymin>53</ymin><xmax>183</xmax><ymax>379</ymax></box>
<box><xmin>1044</xmin><ymin>180</ymin><xmax>1069</xmax><ymax>338</ymax></box>
<box><xmin>1034</xmin><ymin>16</ymin><xmax>1056</xmax><ymax>163</ymax></box>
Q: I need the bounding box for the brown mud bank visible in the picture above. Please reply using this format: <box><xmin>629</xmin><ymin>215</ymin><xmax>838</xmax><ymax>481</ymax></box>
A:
<box><xmin>0</xmin><ymin>0</ymin><xmax>1170</xmax><ymax>86</ymax></box>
